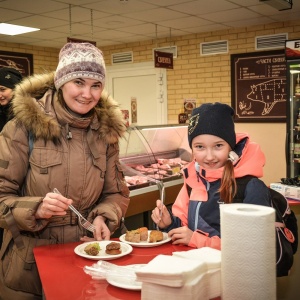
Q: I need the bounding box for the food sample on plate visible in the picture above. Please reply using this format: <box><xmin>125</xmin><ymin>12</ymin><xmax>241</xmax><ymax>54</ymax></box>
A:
<box><xmin>125</xmin><ymin>227</ymin><xmax>148</xmax><ymax>243</ymax></box>
<box><xmin>84</xmin><ymin>242</ymin><xmax>100</xmax><ymax>256</ymax></box>
<box><xmin>149</xmin><ymin>230</ymin><xmax>164</xmax><ymax>243</ymax></box>
<box><xmin>138</xmin><ymin>227</ymin><xmax>148</xmax><ymax>241</ymax></box>
<box><xmin>125</xmin><ymin>229</ymin><xmax>141</xmax><ymax>243</ymax></box>
<box><xmin>105</xmin><ymin>242</ymin><xmax>122</xmax><ymax>255</ymax></box>
<box><xmin>124</xmin><ymin>228</ymin><xmax>164</xmax><ymax>243</ymax></box>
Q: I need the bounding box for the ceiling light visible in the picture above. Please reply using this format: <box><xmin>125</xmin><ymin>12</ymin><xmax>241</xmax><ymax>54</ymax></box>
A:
<box><xmin>0</xmin><ymin>23</ymin><xmax>40</xmax><ymax>35</ymax></box>
<box><xmin>259</xmin><ymin>0</ymin><xmax>293</xmax><ymax>11</ymax></box>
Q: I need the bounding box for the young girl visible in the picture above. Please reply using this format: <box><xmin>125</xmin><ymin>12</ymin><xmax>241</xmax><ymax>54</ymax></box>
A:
<box><xmin>151</xmin><ymin>102</ymin><xmax>270</xmax><ymax>249</ymax></box>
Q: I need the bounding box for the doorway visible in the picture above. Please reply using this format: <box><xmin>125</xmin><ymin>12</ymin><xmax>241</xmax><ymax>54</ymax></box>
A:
<box><xmin>106</xmin><ymin>62</ymin><xmax>167</xmax><ymax>126</ymax></box>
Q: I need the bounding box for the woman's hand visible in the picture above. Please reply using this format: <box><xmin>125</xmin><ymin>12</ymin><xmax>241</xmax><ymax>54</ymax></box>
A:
<box><xmin>35</xmin><ymin>191</ymin><xmax>73</xmax><ymax>219</ymax></box>
<box><xmin>151</xmin><ymin>199</ymin><xmax>172</xmax><ymax>229</ymax></box>
<box><xmin>80</xmin><ymin>215</ymin><xmax>110</xmax><ymax>242</ymax></box>
<box><xmin>93</xmin><ymin>215</ymin><xmax>110</xmax><ymax>240</ymax></box>
<box><xmin>168</xmin><ymin>226</ymin><xmax>193</xmax><ymax>246</ymax></box>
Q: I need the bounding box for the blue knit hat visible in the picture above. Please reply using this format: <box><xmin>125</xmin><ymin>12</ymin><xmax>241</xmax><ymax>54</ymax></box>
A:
<box><xmin>188</xmin><ymin>102</ymin><xmax>236</xmax><ymax>149</ymax></box>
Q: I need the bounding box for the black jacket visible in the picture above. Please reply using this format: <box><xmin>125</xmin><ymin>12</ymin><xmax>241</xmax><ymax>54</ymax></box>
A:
<box><xmin>0</xmin><ymin>103</ymin><xmax>12</xmax><ymax>132</ymax></box>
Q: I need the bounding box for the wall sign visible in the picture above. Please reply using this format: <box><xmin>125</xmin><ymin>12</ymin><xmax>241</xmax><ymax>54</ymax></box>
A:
<box><xmin>131</xmin><ymin>97</ymin><xmax>137</xmax><ymax>124</ymax></box>
<box><xmin>0</xmin><ymin>50</ymin><xmax>33</xmax><ymax>76</ymax></box>
<box><xmin>154</xmin><ymin>50</ymin><xmax>173</xmax><ymax>69</ymax></box>
<box><xmin>285</xmin><ymin>39</ymin><xmax>300</xmax><ymax>60</ymax></box>
<box><xmin>67</xmin><ymin>37</ymin><xmax>96</xmax><ymax>46</ymax></box>
<box><xmin>231</xmin><ymin>50</ymin><xmax>286</xmax><ymax>122</ymax></box>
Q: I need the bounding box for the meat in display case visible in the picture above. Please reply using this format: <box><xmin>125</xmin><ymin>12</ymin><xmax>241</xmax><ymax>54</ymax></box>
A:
<box><xmin>119</xmin><ymin>124</ymin><xmax>192</xmax><ymax>192</ymax></box>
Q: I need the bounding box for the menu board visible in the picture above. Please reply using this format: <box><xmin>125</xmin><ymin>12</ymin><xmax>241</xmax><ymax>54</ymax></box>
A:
<box><xmin>231</xmin><ymin>50</ymin><xmax>286</xmax><ymax>122</ymax></box>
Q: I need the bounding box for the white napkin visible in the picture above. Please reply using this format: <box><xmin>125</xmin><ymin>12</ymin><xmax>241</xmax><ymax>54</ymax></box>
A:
<box><xmin>172</xmin><ymin>247</ymin><xmax>221</xmax><ymax>299</ymax></box>
<box><xmin>141</xmin><ymin>272</ymin><xmax>209</xmax><ymax>300</ymax></box>
<box><xmin>172</xmin><ymin>247</ymin><xmax>221</xmax><ymax>270</ymax></box>
<box><xmin>135</xmin><ymin>254</ymin><xmax>207</xmax><ymax>287</ymax></box>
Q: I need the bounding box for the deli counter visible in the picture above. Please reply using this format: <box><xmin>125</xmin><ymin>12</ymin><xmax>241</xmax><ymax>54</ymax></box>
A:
<box><xmin>118</xmin><ymin>124</ymin><xmax>191</xmax><ymax>230</ymax></box>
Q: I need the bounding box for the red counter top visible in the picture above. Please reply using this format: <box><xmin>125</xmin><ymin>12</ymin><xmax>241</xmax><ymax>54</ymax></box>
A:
<box><xmin>288</xmin><ymin>199</ymin><xmax>300</xmax><ymax>206</ymax></box>
<box><xmin>34</xmin><ymin>240</ymin><xmax>220</xmax><ymax>300</ymax></box>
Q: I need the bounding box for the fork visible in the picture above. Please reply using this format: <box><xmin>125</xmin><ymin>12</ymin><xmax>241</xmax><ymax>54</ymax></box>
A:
<box><xmin>119</xmin><ymin>162</ymin><xmax>166</xmax><ymax>230</ymax></box>
<box><xmin>53</xmin><ymin>188</ymin><xmax>96</xmax><ymax>233</ymax></box>
<box><xmin>156</xmin><ymin>181</ymin><xmax>165</xmax><ymax>231</ymax></box>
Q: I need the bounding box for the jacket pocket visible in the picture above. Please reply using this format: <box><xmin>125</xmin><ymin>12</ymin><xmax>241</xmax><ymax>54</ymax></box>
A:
<box><xmin>29</xmin><ymin>147</ymin><xmax>62</xmax><ymax>169</ymax></box>
<box><xmin>92</xmin><ymin>154</ymin><xmax>107</xmax><ymax>179</ymax></box>
<box><xmin>2</xmin><ymin>235</ymin><xmax>56</xmax><ymax>295</ymax></box>
<box><xmin>115</xmin><ymin>161</ymin><xmax>130</xmax><ymax>197</ymax></box>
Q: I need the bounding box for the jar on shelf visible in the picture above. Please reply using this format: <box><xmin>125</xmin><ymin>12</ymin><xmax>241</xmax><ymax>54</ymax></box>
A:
<box><xmin>178</xmin><ymin>109</ymin><xmax>188</xmax><ymax>124</ymax></box>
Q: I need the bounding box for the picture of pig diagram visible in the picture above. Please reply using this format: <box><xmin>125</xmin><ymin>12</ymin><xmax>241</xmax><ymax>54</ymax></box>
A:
<box><xmin>231</xmin><ymin>50</ymin><xmax>286</xmax><ymax>122</ymax></box>
<box><xmin>239</xmin><ymin>78</ymin><xmax>286</xmax><ymax>116</ymax></box>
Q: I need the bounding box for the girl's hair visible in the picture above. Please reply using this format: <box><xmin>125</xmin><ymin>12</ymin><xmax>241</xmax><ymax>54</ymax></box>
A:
<box><xmin>219</xmin><ymin>160</ymin><xmax>236</xmax><ymax>203</ymax></box>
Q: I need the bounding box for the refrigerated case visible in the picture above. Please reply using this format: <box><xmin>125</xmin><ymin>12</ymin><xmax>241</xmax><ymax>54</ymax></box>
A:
<box><xmin>286</xmin><ymin>39</ymin><xmax>300</xmax><ymax>178</ymax></box>
<box><xmin>118</xmin><ymin>124</ymin><xmax>192</xmax><ymax>226</ymax></box>
<box><xmin>120</xmin><ymin>124</ymin><xmax>191</xmax><ymax>191</ymax></box>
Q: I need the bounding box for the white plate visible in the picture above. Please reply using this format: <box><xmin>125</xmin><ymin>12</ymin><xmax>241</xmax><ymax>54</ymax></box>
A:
<box><xmin>119</xmin><ymin>230</ymin><xmax>171</xmax><ymax>248</ymax></box>
<box><xmin>74</xmin><ymin>241</ymin><xmax>133</xmax><ymax>260</ymax></box>
<box><xmin>106</xmin><ymin>264</ymin><xmax>145</xmax><ymax>290</ymax></box>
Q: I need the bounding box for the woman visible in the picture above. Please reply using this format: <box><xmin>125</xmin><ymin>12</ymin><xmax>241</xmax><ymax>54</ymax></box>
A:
<box><xmin>0</xmin><ymin>67</ymin><xmax>22</xmax><ymax>131</ymax></box>
<box><xmin>0</xmin><ymin>67</ymin><xmax>22</xmax><ymax>250</ymax></box>
<box><xmin>151</xmin><ymin>102</ymin><xmax>269</xmax><ymax>249</ymax></box>
<box><xmin>0</xmin><ymin>42</ymin><xmax>130</xmax><ymax>300</ymax></box>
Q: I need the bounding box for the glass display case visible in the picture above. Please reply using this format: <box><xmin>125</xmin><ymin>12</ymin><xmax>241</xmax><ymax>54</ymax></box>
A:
<box><xmin>119</xmin><ymin>124</ymin><xmax>192</xmax><ymax>221</ymax></box>
<box><xmin>119</xmin><ymin>124</ymin><xmax>191</xmax><ymax>193</ymax></box>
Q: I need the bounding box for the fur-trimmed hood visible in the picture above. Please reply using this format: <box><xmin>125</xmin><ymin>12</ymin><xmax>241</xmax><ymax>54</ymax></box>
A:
<box><xmin>12</xmin><ymin>72</ymin><xmax>127</xmax><ymax>144</ymax></box>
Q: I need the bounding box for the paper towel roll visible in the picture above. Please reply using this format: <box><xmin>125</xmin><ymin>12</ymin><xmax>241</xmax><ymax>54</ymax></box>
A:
<box><xmin>220</xmin><ymin>203</ymin><xmax>276</xmax><ymax>300</ymax></box>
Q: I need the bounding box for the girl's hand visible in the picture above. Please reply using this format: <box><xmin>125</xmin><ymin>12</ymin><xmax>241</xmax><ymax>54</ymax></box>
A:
<box><xmin>168</xmin><ymin>226</ymin><xmax>193</xmax><ymax>246</ymax></box>
<box><xmin>151</xmin><ymin>199</ymin><xmax>172</xmax><ymax>229</ymax></box>
<box><xmin>35</xmin><ymin>192</ymin><xmax>73</xmax><ymax>219</ymax></box>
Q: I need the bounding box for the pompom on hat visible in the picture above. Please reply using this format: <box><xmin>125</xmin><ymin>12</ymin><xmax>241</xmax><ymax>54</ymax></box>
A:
<box><xmin>188</xmin><ymin>102</ymin><xmax>236</xmax><ymax>150</ymax></box>
<box><xmin>54</xmin><ymin>42</ymin><xmax>106</xmax><ymax>90</ymax></box>
<box><xmin>0</xmin><ymin>67</ymin><xmax>22</xmax><ymax>89</ymax></box>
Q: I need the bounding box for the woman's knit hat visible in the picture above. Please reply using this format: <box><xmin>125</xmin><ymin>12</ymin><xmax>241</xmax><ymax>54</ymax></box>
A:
<box><xmin>54</xmin><ymin>42</ymin><xmax>106</xmax><ymax>90</ymax></box>
<box><xmin>0</xmin><ymin>67</ymin><xmax>22</xmax><ymax>89</ymax></box>
<box><xmin>188</xmin><ymin>102</ymin><xmax>236</xmax><ymax>149</ymax></box>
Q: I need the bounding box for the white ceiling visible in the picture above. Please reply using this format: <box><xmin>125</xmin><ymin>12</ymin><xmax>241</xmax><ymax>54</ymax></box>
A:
<box><xmin>0</xmin><ymin>0</ymin><xmax>299</xmax><ymax>49</ymax></box>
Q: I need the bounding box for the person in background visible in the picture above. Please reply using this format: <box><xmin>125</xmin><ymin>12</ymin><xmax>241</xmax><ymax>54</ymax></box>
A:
<box><xmin>0</xmin><ymin>67</ymin><xmax>22</xmax><ymax>131</ymax></box>
<box><xmin>151</xmin><ymin>102</ymin><xmax>270</xmax><ymax>249</ymax></box>
<box><xmin>0</xmin><ymin>42</ymin><xmax>130</xmax><ymax>300</ymax></box>
<box><xmin>0</xmin><ymin>67</ymin><xmax>22</xmax><ymax>250</ymax></box>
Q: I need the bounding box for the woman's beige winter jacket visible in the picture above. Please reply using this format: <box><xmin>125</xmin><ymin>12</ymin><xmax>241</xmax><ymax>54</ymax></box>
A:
<box><xmin>0</xmin><ymin>73</ymin><xmax>130</xmax><ymax>300</ymax></box>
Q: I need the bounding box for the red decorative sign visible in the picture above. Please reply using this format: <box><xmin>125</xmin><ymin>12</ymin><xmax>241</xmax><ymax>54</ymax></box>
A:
<box><xmin>285</xmin><ymin>39</ymin><xmax>300</xmax><ymax>60</ymax></box>
<box><xmin>154</xmin><ymin>50</ymin><xmax>173</xmax><ymax>69</ymax></box>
